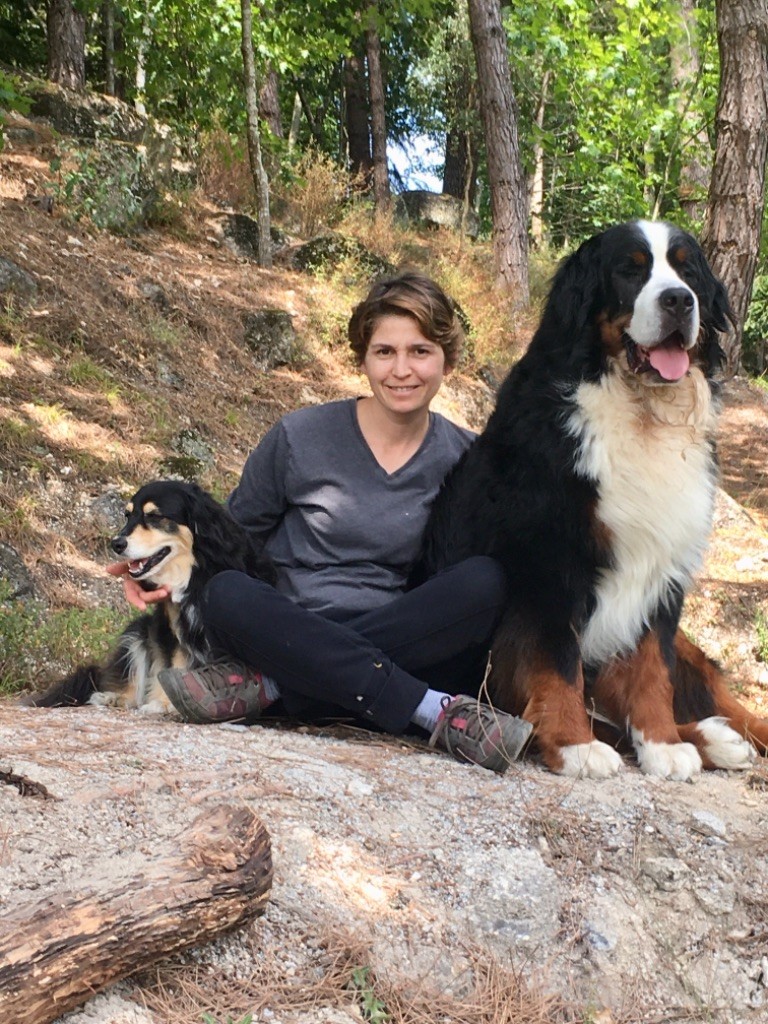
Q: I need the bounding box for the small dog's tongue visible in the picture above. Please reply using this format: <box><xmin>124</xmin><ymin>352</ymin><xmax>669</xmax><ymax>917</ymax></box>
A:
<box><xmin>649</xmin><ymin>344</ymin><xmax>690</xmax><ymax>381</ymax></box>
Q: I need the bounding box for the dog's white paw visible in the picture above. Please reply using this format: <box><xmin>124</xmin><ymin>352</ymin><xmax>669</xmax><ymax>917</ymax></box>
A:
<box><xmin>558</xmin><ymin>740</ymin><xmax>624</xmax><ymax>779</ymax></box>
<box><xmin>696</xmin><ymin>716</ymin><xmax>756</xmax><ymax>771</ymax></box>
<box><xmin>634</xmin><ymin>735</ymin><xmax>702</xmax><ymax>781</ymax></box>
<box><xmin>87</xmin><ymin>692</ymin><xmax>120</xmax><ymax>707</ymax></box>
<box><xmin>138</xmin><ymin>699</ymin><xmax>172</xmax><ymax>715</ymax></box>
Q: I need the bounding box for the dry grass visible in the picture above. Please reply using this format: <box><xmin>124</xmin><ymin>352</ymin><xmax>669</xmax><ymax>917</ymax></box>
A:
<box><xmin>138</xmin><ymin>928</ymin><xmax>580</xmax><ymax>1024</ymax></box>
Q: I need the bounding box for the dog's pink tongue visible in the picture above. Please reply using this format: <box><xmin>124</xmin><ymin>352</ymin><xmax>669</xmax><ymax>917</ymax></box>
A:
<box><xmin>129</xmin><ymin>559</ymin><xmax>145</xmax><ymax>573</ymax></box>
<box><xmin>649</xmin><ymin>344</ymin><xmax>690</xmax><ymax>381</ymax></box>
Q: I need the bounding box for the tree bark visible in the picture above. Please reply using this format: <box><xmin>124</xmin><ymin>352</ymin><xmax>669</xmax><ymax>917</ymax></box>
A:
<box><xmin>0</xmin><ymin>805</ymin><xmax>272</xmax><ymax>1024</ymax></box>
<box><xmin>47</xmin><ymin>0</ymin><xmax>86</xmax><ymax>91</ymax></box>
<box><xmin>344</xmin><ymin>52</ymin><xmax>373</xmax><ymax>181</ymax></box>
<box><xmin>241</xmin><ymin>0</ymin><xmax>273</xmax><ymax>268</ymax></box>
<box><xmin>672</xmin><ymin>0</ymin><xmax>710</xmax><ymax>224</ymax></box>
<box><xmin>703</xmin><ymin>0</ymin><xmax>768</xmax><ymax>376</ymax></box>
<box><xmin>467</xmin><ymin>0</ymin><xmax>529</xmax><ymax>303</ymax></box>
<box><xmin>260</xmin><ymin>65</ymin><xmax>284</xmax><ymax>138</ymax></box>
<box><xmin>365</xmin><ymin>4</ymin><xmax>390</xmax><ymax>211</ymax></box>
<box><xmin>288</xmin><ymin>90</ymin><xmax>302</xmax><ymax>152</ymax></box>
<box><xmin>134</xmin><ymin>3</ymin><xmax>151</xmax><ymax>115</ymax></box>
<box><xmin>529</xmin><ymin>69</ymin><xmax>551</xmax><ymax>249</ymax></box>
<box><xmin>102</xmin><ymin>0</ymin><xmax>116</xmax><ymax>96</ymax></box>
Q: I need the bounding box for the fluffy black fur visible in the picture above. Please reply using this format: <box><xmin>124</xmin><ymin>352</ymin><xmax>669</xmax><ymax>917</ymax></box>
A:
<box><xmin>24</xmin><ymin>480</ymin><xmax>275</xmax><ymax>710</ymax></box>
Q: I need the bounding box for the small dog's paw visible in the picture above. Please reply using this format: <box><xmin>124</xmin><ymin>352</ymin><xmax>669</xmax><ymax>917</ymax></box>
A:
<box><xmin>558</xmin><ymin>740</ymin><xmax>624</xmax><ymax>779</ymax></box>
<box><xmin>87</xmin><ymin>692</ymin><xmax>120</xmax><ymax>707</ymax></box>
<box><xmin>634</xmin><ymin>736</ymin><xmax>702</xmax><ymax>781</ymax></box>
<box><xmin>696</xmin><ymin>717</ymin><xmax>756</xmax><ymax>770</ymax></box>
<box><xmin>138</xmin><ymin>698</ymin><xmax>172</xmax><ymax>715</ymax></box>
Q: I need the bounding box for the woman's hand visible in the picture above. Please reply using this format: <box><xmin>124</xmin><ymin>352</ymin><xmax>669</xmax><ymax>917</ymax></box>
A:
<box><xmin>106</xmin><ymin>562</ymin><xmax>170</xmax><ymax>612</ymax></box>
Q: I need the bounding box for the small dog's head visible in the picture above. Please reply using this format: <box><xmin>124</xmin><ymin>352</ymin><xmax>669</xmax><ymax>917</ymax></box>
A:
<box><xmin>111</xmin><ymin>480</ymin><xmax>200</xmax><ymax>593</ymax></box>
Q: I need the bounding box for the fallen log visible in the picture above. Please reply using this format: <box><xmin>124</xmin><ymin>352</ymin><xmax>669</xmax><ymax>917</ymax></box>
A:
<box><xmin>0</xmin><ymin>803</ymin><xmax>272</xmax><ymax>1024</ymax></box>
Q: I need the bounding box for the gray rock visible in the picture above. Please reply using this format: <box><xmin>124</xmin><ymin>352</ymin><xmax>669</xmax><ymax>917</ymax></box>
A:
<box><xmin>691</xmin><ymin>809</ymin><xmax>727</xmax><ymax>839</ymax></box>
<box><xmin>219</xmin><ymin>213</ymin><xmax>285</xmax><ymax>260</ymax></box>
<box><xmin>395</xmin><ymin>189</ymin><xmax>480</xmax><ymax>238</ymax></box>
<box><xmin>640</xmin><ymin>856</ymin><xmax>691</xmax><ymax>892</ymax></box>
<box><xmin>160</xmin><ymin>429</ymin><xmax>213</xmax><ymax>480</ymax></box>
<box><xmin>289</xmin><ymin>233</ymin><xmax>395</xmax><ymax>278</ymax></box>
<box><xmin>0</xmin><ymin>542</ymin><xmax>35</xmax><ymax>600</ymax></box>
<box><xmin>0</xmin><ymin>257</ymin><xmax>37</xmax><ymax>302</ymax></box>
<box><xmin>90</xmin><ymin>490</ymin><xmax>126</xmax><ymax>536</ymax></box>
<box><xmin>242</xmin><ymin>309</ymin><xmax>299</xmax><ymax>370</ymax></box>
<box><xmin>156</xmin><ymin>358</ymin><xmax>184</xmax><ymax>389</ymax></box>
<box><xmin>138</xmin><ymin>279</ymin><xmax>170</xmax><ymax>312</ymax></box>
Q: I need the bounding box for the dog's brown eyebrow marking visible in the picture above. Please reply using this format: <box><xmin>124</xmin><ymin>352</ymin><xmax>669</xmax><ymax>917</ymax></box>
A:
<box><xmin>125</xmin><ymin>502</ymin><xmax>134</xmax><ymax>514</ymax></box>
<box><xmin>631</xmin><ymin>250</ymin><xmax>648</xmax><ymax>266</ymax></box>
<box><xmin>672</xmin><ymin>246</ymin><xmax>689</xmax><ymax>263</ymax></box>
<box><xmin>142</xmin><ymin>502</ymin><xmax>160</xmax><ymax>516</ymax></box>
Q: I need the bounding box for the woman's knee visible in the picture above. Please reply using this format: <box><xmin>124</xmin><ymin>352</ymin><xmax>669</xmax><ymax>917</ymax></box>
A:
<box><xmin>202</xmin><ymin>570</ymin><xmax>272</xmax><ymax>631</ymax></box>
<box><xmin>453</xmin><ymin>556</ymin><xmax>508</xmax><ymax>611</ymax></box>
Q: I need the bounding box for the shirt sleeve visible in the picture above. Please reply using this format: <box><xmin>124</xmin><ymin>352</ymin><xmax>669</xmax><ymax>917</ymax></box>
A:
<box><xmin>227</xmin><ymin>420</ymin><xmax>290</xmax><ymax>542</ymax></box>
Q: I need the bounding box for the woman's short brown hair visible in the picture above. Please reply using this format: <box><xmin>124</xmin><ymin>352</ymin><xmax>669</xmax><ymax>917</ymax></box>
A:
<box><xmin>348</xmin><ymin>271</ymin><xmax>464</xmax><ymax>370</ymax></box>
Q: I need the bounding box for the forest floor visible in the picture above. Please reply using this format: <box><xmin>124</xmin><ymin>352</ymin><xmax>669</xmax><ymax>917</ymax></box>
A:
<box><xmin>1</xmin><ymin>127</ymin><xmax>768</xmax><ymax>1024</ymax></box>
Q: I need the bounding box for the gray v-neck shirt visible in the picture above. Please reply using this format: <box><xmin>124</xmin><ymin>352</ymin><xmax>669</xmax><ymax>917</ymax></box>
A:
<box><xmin>228</xmin><ymin>399</ymin><xmax>475</xmax><ymax>621</ymax></box>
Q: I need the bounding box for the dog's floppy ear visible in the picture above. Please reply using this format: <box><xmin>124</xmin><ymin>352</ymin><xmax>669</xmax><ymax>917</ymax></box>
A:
<box><xmin>533</xmin><ymin>234</ymin><xmax>606</xmax><ymax>374</ymax></box>
<box><xmin>695</xmin><ymin>253</ymin><xmax>733</xmax><ymax>376</ymax></box>
<box><xmin>184</xmin><ymin>483</ymin><xmax>277</xmax><ymax>585</ymax></box>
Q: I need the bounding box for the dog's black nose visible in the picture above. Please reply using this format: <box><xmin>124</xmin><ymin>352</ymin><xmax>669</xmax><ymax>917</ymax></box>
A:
<box><xmin>111</xmin><ymin>536</ymin><xmax>127</xmax><ymax>554</ymax></box>
<box><xmin>659</xmin><ymin>287</ymin><xmax>694</xmax><ymax>318</ymax></box>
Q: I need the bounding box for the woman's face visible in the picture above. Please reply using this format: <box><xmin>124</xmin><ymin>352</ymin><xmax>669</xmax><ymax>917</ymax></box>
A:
<box><xmin>361</xmin><ymin>314</ymin><xmax>447</xmax><ymax>418</ymax></box>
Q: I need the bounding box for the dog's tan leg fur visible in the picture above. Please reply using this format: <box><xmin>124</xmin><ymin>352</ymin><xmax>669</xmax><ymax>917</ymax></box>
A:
<box><xmin>594</xmin><ymin>632</ymin><xmax>702</xmax><ymax>780</ymax></box>
<box><xmin>674</xmin><ymin>631</ymin><xmax>768</xmax><ymax>763</ymax></box>
<box><xmin>493</xmin><ymin>647</ymin><xmax>622</xmax><ymax>778</ymax></box>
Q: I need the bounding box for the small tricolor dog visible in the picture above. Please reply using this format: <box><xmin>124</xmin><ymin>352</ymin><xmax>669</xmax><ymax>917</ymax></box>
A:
<box><xmin>23</xmin><ymin>480</ymin><xmax>275</xmax><ymax>713</ymax></box>
<box><xmin>413</xmin><ymin>220</ymin><xmax>768</xmax><ymax>780</ymax></box>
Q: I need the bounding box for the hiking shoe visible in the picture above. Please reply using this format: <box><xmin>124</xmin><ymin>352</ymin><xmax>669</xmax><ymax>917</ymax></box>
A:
<box><xmin>429</xmin><ymin>695</ymin><xmax>532</xmax><ymax>773</ymax></box>
<box><xmin>158</xmin><ymin>661</ymin><xmax>273</xmax><ymax>724</ymax></box>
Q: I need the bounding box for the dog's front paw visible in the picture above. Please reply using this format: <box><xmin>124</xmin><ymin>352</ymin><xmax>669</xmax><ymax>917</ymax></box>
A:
<box><xmin>696</xmin><ymin>717</ymin><xmax>757</xmax><ymax>770</ymax></box>
<box><xmin>138</xmin><ymin>698</ymin><xmax>173</xmax><ymax>715</ymax></box>
<box><xmin>557</xmin><ymin>740</ymin><xmax>623</xmax><ymax>779</ymax></box>
<box><xmin>634</xmin><ymin>735</ymin><xmax>702</xmax><ymax>780</ymax></box>
<box><xmin>87</xmin><ymin>692</ymin><xmax>120</xmax><ymax>708</ymax></box>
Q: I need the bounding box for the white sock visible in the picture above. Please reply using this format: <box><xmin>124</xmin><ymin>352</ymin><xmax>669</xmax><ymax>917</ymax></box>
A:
<box><xmin>410</xmin><ymin>688</ymin><xmax>453</xmax><ymax>732</ymax></box>
<box><xmin>260</xmin><ymin>674</ymin><xmax>281</xmax><ymax>703</ymax></box>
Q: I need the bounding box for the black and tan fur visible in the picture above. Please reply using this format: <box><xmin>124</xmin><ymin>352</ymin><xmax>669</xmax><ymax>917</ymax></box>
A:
<box><xmin>24</xmin><ymin>480</ymin><xmax>275</xmax><ymax>713</ymax></box>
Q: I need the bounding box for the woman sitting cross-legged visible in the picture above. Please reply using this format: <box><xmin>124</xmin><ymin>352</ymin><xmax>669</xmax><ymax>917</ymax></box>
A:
<box><xmin>109</xmin><ymin>271</ymin><xmax>531</xmax><ymax>772</ymax></box>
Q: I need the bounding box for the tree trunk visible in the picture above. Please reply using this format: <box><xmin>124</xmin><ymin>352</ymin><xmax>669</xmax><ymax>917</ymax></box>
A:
<box><xmin>241</xmin><ymin>0</ymin><xmax>273</xmax><ymax>268</ymax></box>
<box><xmin>134</xmin><ymin>4</ymin><xmax>151</xmax><ymax>115</ymax></box>
<box><xmin>467</xmin><ymin>0</ymin><xmax>529</xmax><ymax>303</ymax></box>
<box><xmin>0</xmin><ymin>805</ymin><xmax>272</xmax><ymax>1024</ymax></box>
<box><xmin>260</xmin><ymin>65</ymin><xmax>283</xmax><ymax>138</ymax></box>
<box><xmin>365</xmin><ymin>4</ymin><xmax>390</xmax><ymax>212</ymax></box>
<box><xmin>529</xmin><ymin>69</ymin><xmax>551</xmax><ymax>249</ymax></box>
<box><xmin>288</xmin><ymin>90</ymin><xmax>302</xmax><ymax>152</ymax></box>
<box><xmin>47</xmin><ymin>0</ymin><xmax>86</xmax><ymax>91</ymax></box>
<box><xmin>102</xmin><ymin>0</ymin><xmax>115</xmax><ymax>95</ymax></box>
<box><xmin>344</xmin><ymin>52</ymin><xmax>373</xmax><ymax>181</ymax></box>
<box><xmin>703</xmin><ymin>0</ymin><xmax>768</xmax><ymax>376</ymax></box>
<box><xmin>673</xmin><ymin>0</ymin><xmax>710</xmax><ymax>225</ymax></box>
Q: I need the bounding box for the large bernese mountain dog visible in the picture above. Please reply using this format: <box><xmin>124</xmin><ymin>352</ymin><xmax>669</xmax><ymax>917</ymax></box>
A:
<box><xmin>413</xmin><ymin>220</ymin><xmax>768</xmax><ymax>780</ymax></box>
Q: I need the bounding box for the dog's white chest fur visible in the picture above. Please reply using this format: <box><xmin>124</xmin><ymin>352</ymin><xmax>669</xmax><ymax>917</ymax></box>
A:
<box><xmin>568</xmin><ymin>367</ymin><xmax>717</xmax><ymax>665</ymax></box>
